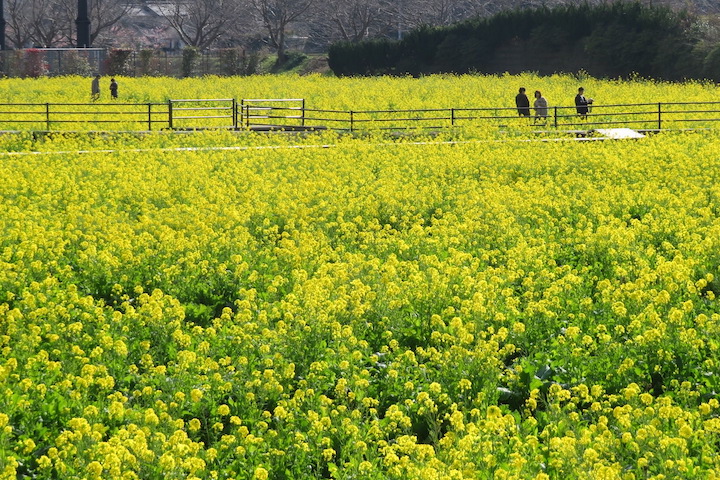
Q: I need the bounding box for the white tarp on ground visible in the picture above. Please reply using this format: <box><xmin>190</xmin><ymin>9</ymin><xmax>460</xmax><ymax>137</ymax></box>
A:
<box><xmin>594</xmin><ymin>128</ymin><xmax>646</xmax><ymax>139</ymax></box>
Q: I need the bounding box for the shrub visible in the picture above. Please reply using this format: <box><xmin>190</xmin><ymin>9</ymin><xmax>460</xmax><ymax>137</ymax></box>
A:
<box><xmin>702</xmin><ymin>44</ymin><xmax>720</xmax><ymax>81</ymax></box>
<box><xmin>218</xmin><ymin>48</ymin><xmax>260</xmax><ymax>76</ymax></box>
<box><xmin>23</xmin><ymin>49</ymin><xmax>49</xmax><ymax>78</ymax></box>
<box><xmin>271</xmin><ymin>51</ymin><xmax>307</xmax><ymax>73</ymax></box>
<box><xmin>60</xmin><ymin>50</ymin><xmax>93</xmax><ymax>76</ymax></box>
<box><xmin>105</xmin><ymin>48</ymin><xmax>133</xmax><ymax>76</ymax></box>
<box><xmin>182</xmin><ymin>47</ymin><xmax>200</xmax><ymax>77</ymax></box>
<box><xmin>138</xmin><ymin>49</ymin><xmax>156</xmax><ymax>76</ymax></box>
<box><xmin>329</xmin><ymin>2</ymin><xmax>706</xmax><ymax>80</ymax></box>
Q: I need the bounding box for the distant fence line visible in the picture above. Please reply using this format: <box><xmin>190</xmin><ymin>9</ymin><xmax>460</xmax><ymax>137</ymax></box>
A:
<box><xmin>1</xmin><ymin>98</ymin><xmax>720</xmax><ymax>133</ymax></box>
<box><xmin>0</xmin><ymin>48</ymin><xmax>260</xmax><ymax>78</ymax></box>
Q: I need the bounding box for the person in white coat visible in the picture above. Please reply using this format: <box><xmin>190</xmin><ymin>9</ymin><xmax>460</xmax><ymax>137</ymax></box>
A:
<box><xmin>533</xmin><ymin>90</ymin><xmax>549</xmax><ymax>124</ymax></box>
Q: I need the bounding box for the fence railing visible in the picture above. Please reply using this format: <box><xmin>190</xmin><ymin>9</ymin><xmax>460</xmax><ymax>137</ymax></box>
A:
<box><xmin>240</xmin><ymin>99</ymin><xmax>306</xmax><ymax>129</ymax></box>
<box><xmin>296</xmin><ymin>101</ymin><xmax>720</xmax><ymax>132</ymax></box>
<box><xmin>168</xmin><ymin>99</ymin><xmax>237</xmax><ymax>130</ymax></box>
<box><xmin>0</xmin><ymin>102</ymin><xmax>169</xmax><ymax>131</ymax></box>
<box><xmin>1</xmin><ymin>99</ymin><xmax>720</xmax><ymax>133</ymax></box>
<box><xmin>0</xmin><ymin>48</ymin><xmax>256</xmax><ymax>78</ymax></box>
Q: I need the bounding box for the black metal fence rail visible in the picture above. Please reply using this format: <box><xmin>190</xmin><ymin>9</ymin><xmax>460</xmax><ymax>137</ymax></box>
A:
<box><xmin>1</xmin><ymin>99</ymin><xmax>720</xmax><ymax>132</ymax></box>
<box><xmin>169</xmin><ymin>99</ymin><xmax>237</xmax><ymax>130</ymax></box>
<box><xmin>0</xmin><ymin>102</ymin><xmax>167</xmax><ymax>130</ymax></box>
<box><xmin>240</xmin><ymin>99</ymin><xmax>306</xmax><ymax>128</ymax></box>
<box><xmin>281</xmin><ymin>101</ymin><xmax>720</xmax><ymax>132</ymax></box>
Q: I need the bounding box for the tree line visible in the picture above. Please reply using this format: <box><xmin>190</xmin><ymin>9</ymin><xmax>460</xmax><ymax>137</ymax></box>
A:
<box><xmin>327</xmin><ymin>2</ymin><xmax>720</xmax><ymax>80</ymax></box>
<box><xmin>3</xmin><ymin>0</ymin><xmax>719</xmax><ymax>67</ymax></box>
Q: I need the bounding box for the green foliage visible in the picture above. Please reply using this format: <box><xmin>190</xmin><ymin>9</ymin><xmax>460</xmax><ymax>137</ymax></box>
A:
<box><xmin>138</xmin><ymin>49</ymin><xmax>155</xmax><ymax>76</ymax></box>
<box><xmin>329</xmin><ymin>1</ymin><xmax>709</xmax><ymax>80</ymax></box>
<box><xmin>702</xmin><ymin>44</ymin><xmax>720</xmax><ymax>80</ymax></box>
<box><xmin>181</xmin><ymin>47</ymin><xmax>200</xmax><ymax>77</ymax></box>
<box><xmin>59</xmin><ymin>50</ymin><xmax>93</xmax><ymax>76</ymax></box>
<box><xmin>329</xmin><ymin>39</ymin><xmax>398</xmax><ymax>76</ymax></box>
<box><xmin>269</xmin><ymin>51</ymin><xmax>307</xmax><ymax>74</ymax></box>
<box><xmin>105</xmin><ymin>49</ymin><xmax>133</xmax><ymax>76</ymax></box>
<box><xmin>218</xmin><ymin>48</ymin><xmax>260</xmax><ymax>76</ymax></box>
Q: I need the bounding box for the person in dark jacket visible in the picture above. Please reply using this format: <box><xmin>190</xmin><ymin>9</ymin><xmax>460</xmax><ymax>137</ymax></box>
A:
<box><xmin>91</xmin><ymin>75</ymin><xmax>100</xmax><ymax>101</ymax></box>
<box><xmin>110</xmin><ymin>78</ymin><xmax>118</xmax><ymax>99</ymax></box>
<box><xmin>515</xmin><ymin>87</ymin><xmax>530</xmax><ymax>117</ymax></box>
<box><xmin>575</xmin><ymin>87</ymin><xmax>593</xmax><ymax>119</ymax></box>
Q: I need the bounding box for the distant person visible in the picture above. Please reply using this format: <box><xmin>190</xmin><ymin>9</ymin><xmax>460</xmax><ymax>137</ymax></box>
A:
<box><xmin>515</xmin><ymin>87</ymin><xmax>530</xmax><ymax>117</ymax></box>
<box><xmin>533</xmin><ymin>90</ymin><xmax>548</xmax><ymax>124</ymax></box>
<box><xmin>91</xmin><ymin>75</ymin><xmax>100</xmax><ymax>101</ymax></box>
<box><xmin>110</xmin><ymin>78</ymin><xmax>118</xmax><ymax>99</ymax></box>
<box><xmin>575</xmin><ymin>87</ymin><xmax>593</xmax><ymax>118</ymax></box>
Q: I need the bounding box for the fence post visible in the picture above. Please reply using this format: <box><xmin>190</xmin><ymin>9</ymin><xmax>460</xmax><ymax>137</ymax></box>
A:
<box><xmin>46</xmin><ymin>103</ymin><xmax>50</xmax><ymax>130</ymax></box>
<box><xmin>554</xmin><ymin>106</ymin><xmax>558</xmax><ymax>128</ymax></box>
<box><xmin>232</xmin><ymin>98</ymin><xmax>237</xmax><ymax>129</ymax></box>
<box><xmin>168</xmin><ymin>100</ymin><xmax>173</xmax><ymax>129</ymax></box>
<box><xmin>451</xmin><ymin>108</ymin><xmax>455</xmax><ymax>126</ymax></box>
<box><xmin>658</xmin><ymin>103</ymin><xmax>662</xmax><ymax>130</ymax></box>
<box><xmin>148</xmin><ymin>103</ymin><xmax>152</xmax><ymax>131</ymax></box>
<box><xmin>350</xmin><ymin>111</ymin><xmax>354</xmax><ymax>132</ymax></box>
<box><xmin>302</xmin><ymin>99</ymin><xmax>305</xmax><ymax>127</ymax></box>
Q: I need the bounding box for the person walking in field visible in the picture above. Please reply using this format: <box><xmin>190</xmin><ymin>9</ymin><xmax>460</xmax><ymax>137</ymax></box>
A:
<box><xmin>575</xmin><ymin>87</ymin><xmax>593</xmax><ymax>119</ymax></box>
<box><xmin>110</xmin><ymin>78</ymin><xmax>118</xmax><ymax>99</ymax></box>
<box><xmin>515</xmin><ymin>87</ymin><xmax>530</xmax><ymax>117</ymax></box>
<box><xmin>533</xmin><ymin>90</ymin><xmax>549</xmax><ymax>124</ymax></box>
<box><xmin>91</xmin><ymin>75</ymin><xmax>100</xmax><ymax>101</ymax></box>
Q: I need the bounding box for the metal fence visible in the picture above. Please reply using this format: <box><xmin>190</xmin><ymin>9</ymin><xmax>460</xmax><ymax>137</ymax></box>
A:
<box><xmin>0</xmin><ymin>48</ymin><xmax>258</xmax><ymax>78</ymax></box>
<box><xmin>1</xmin><ymin>99</ymin><xmax>720</xmax><ymax>132</ymax></box>
<box><xmin>0</xmin><ymin>48</ymin><xmax>106</xmax><ymax>77</ymax></box>
<box><xmin>240</xmin><ymin>99</ymin><xmax>306</xmax><ymax>129</ymax></box>
<box><xmin>0</xmin><ymin>102</ymin><xmax>166</xmax><ymax>130</ymax></box>
<box><xmin>168</xmin><ymin>99</ymin><xmax>237</xmax><ymax>130</ymax></box>
<box><xmin>297</xmin><ymin>102</ymin><xmax>720</xmax><ymax>132</ymax></box>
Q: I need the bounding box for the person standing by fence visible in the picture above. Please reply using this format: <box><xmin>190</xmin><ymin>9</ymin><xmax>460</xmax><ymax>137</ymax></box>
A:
<box><xmin>516</xmin><ymin>87</ymin><xmax>530</xmax><ymax>117</ymax></box>
<box><xmin>110</xmin><ymin>78</ymin><xmax>118</xmax><ymax>99</ymax></box>
<box><xmin>91</xmin><ymin>75</ymin><xmax>100</xmax><ymax>101</ymax></box>
<box><xmin>575</xmin><ymin>87</ymin><xmax>593</xmax><ymax>119</ymax></box>
<box><xmin>533</xmin><ymin>90</ymin><xmax>549</xmax><ymax>125</ymax></box>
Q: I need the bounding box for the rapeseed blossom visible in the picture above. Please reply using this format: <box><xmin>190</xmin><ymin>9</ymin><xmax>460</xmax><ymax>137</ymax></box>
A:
<box><xmin>0</xmin><ymin>78</ymin><xmax>720</xmax><ymax>479</ymax></box>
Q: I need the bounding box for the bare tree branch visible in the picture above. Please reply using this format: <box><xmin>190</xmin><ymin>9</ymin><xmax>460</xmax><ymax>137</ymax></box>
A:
<box><xmin>250</xmin><ymin>0</ymin><xmax>314</xmax><ymax>62</ymax></box>
<box><xmin>157</xmin><ymin>0</ymin><xmax>244</xmax><ymax>48</ymax></box>
<box><xmin>310</xmin><ymin>0</ymin><xmax>384</xmax><ymax>45</ymax></box>
<box><xmin>5</xmin><ymin>0</ymin><xmax>34</xmax><ymax>48</ymax></box>
<box><xmin>5</xmin><ymin>0</ymin><xmax>67</xmax><ymax>47</ymax></box>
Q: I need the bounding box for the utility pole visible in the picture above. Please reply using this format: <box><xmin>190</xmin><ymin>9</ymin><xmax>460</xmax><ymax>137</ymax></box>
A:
<box><xmin>76</xmin><ymin>0</ymin><xmax>91</xmax><ymax>47</ymax></box>
<box><xmin>0</xmin><ymin>0</ymin><xmax>6</xmax><ymax>50</ymax></box>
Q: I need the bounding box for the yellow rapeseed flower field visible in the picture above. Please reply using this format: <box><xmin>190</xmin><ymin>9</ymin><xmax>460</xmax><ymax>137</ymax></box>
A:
<box><xmin>1</xmin><ymin>74</ymin><xmax>720</xmax><ymax>479</ymax></box>
<box><xmin>0</xmin><ymin>73</ymin><xmax>717</xmax><ymax>132</ymax></box>
<box><xmin>5</xmin><ymin>73</ymin><xmax>720</xmax><ymax>132</ymax></box>
<box><xmin>0</xmin><ymin>73</ymin><xmax>716</xmax><ymax>109</ymax></box>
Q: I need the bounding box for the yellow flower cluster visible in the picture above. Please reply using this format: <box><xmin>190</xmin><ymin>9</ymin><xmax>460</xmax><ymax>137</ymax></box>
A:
<box><xmin>0</xmin><ymin>72</ymin><xmax>717</xmax><ymax>131</ymax></box>
<box><xmin>1</xmin><ymin>75</ymin><xmax>720</xmax><ymax>479</ymax></box>
<box><xmin>0</xmin><ymin>73</ymin><xmax>716</xmax><ymax>111</ymax></box>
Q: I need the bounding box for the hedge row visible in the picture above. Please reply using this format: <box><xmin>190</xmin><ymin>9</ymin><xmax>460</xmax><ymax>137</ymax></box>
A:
<box><xmin>328</xmin><ymin>2</ymin><xmax>720</xmax><ymax>81</ymax></box>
